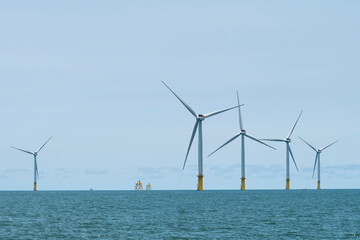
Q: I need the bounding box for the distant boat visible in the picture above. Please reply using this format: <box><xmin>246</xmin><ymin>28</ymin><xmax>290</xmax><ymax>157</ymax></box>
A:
<box><xmin>90</xmin><ymin>188</ymin><xmax>93</xmax><ymax>191</ymax></box>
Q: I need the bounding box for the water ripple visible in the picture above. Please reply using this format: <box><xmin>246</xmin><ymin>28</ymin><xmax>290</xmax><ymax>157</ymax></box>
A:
<box><xmin>0</xmin><ymin>190</ymin><xmax>359</xmax><ymax>239</ymax></box>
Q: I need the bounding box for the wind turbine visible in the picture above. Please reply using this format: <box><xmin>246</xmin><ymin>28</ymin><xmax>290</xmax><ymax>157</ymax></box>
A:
<box><xmin>162</xmin><ymin>81</ymin><xmax>239</xmax><ymax>191</ymax></box>
<box><xmin>208</xmin><ymin>91</ymin><xmax>276</xmax><ymax>190</ymax></box>
<box><xmin>261</xmin><ymin>111</ymin><xmax>303</xmax><ymax>190</ymax></box>
<box><xmin>298</xmin><ymin>136</ymin><xmax>338</xmax><ymax>190</ymax></box>
<box><xmin>11</xmin><ymin>136</ymin><xmax>52</xmax><ymax>191</ymax></box>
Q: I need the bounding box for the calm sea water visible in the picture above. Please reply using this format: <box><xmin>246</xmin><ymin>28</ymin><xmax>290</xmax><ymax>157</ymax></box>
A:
<box><xmin>0</xmin><ymin>190</ymin><xmax>359</xmax><ymax>239</ymax></box>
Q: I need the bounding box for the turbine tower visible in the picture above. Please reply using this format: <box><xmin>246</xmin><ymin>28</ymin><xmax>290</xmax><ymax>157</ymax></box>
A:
<box><xmin>11</xmin><ymin>136</ymin><xmax>52</xmax><ymax>191</ymax></box>
<box><xmin>162</xmin><ymin>81</ymin><xmax>238</xmax><ymax>191</ymax></box>
<box><xmin>298</xmin><ymin>136</ymin><xmax>338</xmax><ymax>190</ymax></box>
<box><xmin>261</xmin><ymin>111</ymin><xmax>302</xmax><ymax>190</ymax></box>
<box><xmin>208</xmin><ymin>91</ymin><xmax>276</xmax><ymax>190</ymax></box>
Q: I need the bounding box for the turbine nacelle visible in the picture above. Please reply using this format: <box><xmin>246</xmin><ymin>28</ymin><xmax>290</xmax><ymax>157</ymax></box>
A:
<box><xmin>285</xmin><ymin>138</ymin><xmax>291</xmax><ymax>142</ymax></box>
<box><xmin>241</xmin><ymin>129</ymin><xmax>246</xmax><ymax>133</ymax></box>
<box><xmin>197</xmin><ymin>114</ymin><xmax>205</xmax><ymax>120</ymax></box>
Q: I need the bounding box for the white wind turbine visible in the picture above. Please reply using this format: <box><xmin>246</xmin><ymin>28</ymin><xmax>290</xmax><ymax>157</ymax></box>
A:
<box><xmin>11</xmin><ymin>136</ymin><xmax>52</xmax><ymax>191</ymax></box>
<box><xmin>298</xmin><ymin>136</ymin><xmax>338</xmax><ymax>190</ymax></box>
<box><xmin>261</xmin><ymin>111</ymin><xmax>302</xmax><ymax>190</ymax></box>
<box><xmin>208</xmin><ymin>91</ymin><xmax>276</xmax><ymax>190</ymax></box>
<box><xmin>162</xmin><ymin>81</ymin><xmax>239</xmax><ymax>191</ymax></box>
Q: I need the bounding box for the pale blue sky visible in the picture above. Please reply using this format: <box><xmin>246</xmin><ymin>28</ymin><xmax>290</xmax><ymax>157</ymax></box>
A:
<box><xmin>0</xmin><ymin>1</ymin><xmax>359</xmax><ymax>190</ymax></box>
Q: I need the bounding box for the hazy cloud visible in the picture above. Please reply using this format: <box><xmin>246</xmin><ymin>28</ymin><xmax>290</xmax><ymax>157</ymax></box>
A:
<box><xmin>324</xmin><ymin>164</ymin><xmax>360</xmax><ymax>171</ymax></box>
<box><xmin>4</xmin><ymin>168</ymin><xmax>28</xmax><ymax>173</ymax></box>
<box><xmin>84</xmin><ymin>169</ymin><xmax>108</xmax><ymax>175</ymax></box>
<box><xmin>138</xmin><ymin>167</ymin><xmax>164</xmax><ymax>175</ymax></box>
<box><xmin>136</xmin><ymin>166</ymin><xmax>187</xmax><ymax>180</ymax></box>
<box><xmin>54</xmin><ymin>168</ymin><xmax>78</xmax><ymax>174</ymax></box>
<box><xmin>209</xmin><ymin>164</ymin><xmax>283</xmax><ymax>176</ymax></box>
<box><xmin>0</xmin><ymin>168</ymin><xmax>28</xmax><ymax>179</ymax></box>
<box><xmin>320</xmin><ymin>164</ymin><xmax>360</xmax><ymax>179</ymax></box>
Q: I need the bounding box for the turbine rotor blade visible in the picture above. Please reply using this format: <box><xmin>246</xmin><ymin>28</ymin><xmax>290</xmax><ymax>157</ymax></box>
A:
<box><xmin>312</xmin><ymin>154</ymin><xmax>318</xmax><ymax>178</ymax></box>
<box><xmin>245</xmin><ymin>134</ymin><xmax>277</xmax><ymax>150</ymax></box>
<box><xmin>161</xmin><ymin>81</ymin><xmax>197</xmax><ymax>118</ymax></box>
<box><xmin>237</xmin><ymin>91</ymin><xmax>244</xmax><ymax>131</ymax></box>
<box><xmin>203</xmin><ymin>105</ymin><xmax>240</xmax><ymax>119</ymax></box>
<box><xmin>36</xmin><ymin>136</ymin><xmax>53</xmax><ymax>153</ymax></box>
<box><xmin>287</xmin><ymin>111</ymin><xmax>303</xmax><ymax>139</ymax></box>
<box><xmin>208</xmin><ymin>133</ymin><xmax>241</xmax><ymax>157</ymax></box>
<box><xmin>320</xmin><ymin>140</ymin><xmax>339</xmax><ymax>151</ymax></box>
<box><xmin>259</xmin><ymin>139</ymin><xmax>285</xmax><ymax>142</ymax></box>
<box><xmin>298</xmin><ymin>136</ymin><xmax>317</xmax><ymax>152</ymax></box>
<box><xmin>288</xmin><ymin>146</ymin><xmax>299</xmax><ymax>172</ymax></box>
<box><xmin>183</xmin><ymin>120</ymin><xmax>199</xmax><ymax>169</ymax></box>
<box><xmin>10</xmin><ymin>147</ymin><xmax>33</xmax><ymax>155</ymax></box>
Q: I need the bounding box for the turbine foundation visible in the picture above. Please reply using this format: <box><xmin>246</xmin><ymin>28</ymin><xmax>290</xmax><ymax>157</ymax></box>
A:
<box><xmin>317</xmin><ymin>180</ymin><xmax>320</xmax><ymax>190</ymax></box>
<box><xmin>286</xmin><ymin>178</ymin><xmax>290</xmax><ymax>190</ymax></box>
<box><xmin>34</xmin><ymin>182</ymin><xmax>37</xmax><ymax>191</ymax></box>
<box><xmin>241</xmin><ymin>177</ymin><xmax>245</xmax><ymax>190</ymax></box>
<box><xmin>197</xmin><ymin>174</ymin><xmax>203</xmax><ymax>191</ymax></box>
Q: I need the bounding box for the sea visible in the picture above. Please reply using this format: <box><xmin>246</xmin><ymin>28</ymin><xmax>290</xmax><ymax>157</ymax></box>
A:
<box><xmin>0</xmin><ymin>190</ymin><xmax>359</xmax><ymax>239</ymax></box>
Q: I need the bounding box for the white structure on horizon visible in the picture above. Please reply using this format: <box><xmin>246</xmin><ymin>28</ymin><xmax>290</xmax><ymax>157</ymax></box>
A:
<box><xmin>134</xmin><ymin>180</ymin><xmax>143</xmax><ymax>190</ymax></box>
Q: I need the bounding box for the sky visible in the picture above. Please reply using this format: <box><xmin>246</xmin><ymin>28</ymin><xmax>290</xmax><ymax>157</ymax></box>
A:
<box><xmin>0</xmin><ymin>1</ymin><xmax>359</xmax><ymax>190</ymax></box>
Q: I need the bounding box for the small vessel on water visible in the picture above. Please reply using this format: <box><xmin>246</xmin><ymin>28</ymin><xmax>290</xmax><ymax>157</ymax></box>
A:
<box><xmin>134</xmin><ymin>180</ymin><xmax>143</xmax><ymax>190</ymax></box>
<box><xmin>146</xmin><ymin>183</ymin><xmax>152</xmax><ymax>190</ymax></box>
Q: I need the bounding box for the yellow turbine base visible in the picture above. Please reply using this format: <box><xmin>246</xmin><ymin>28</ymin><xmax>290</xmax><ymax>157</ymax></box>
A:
<box><xmin>34</xmin><ymin>182</ymin><xmax>37</xmax><ymax>191</ymax></box>
<box><xmin>241</xmin><ymin>177</ymin><xmax>245</xmax><ymax>191</ymax></box>
<box><xmin>317</xmin><ymin>181</ymin><xmax>320</xmax><ymax>190</ymax></box>
<box><xmin>197</xmin><ymin>175</ymin><xmax>203</xmax><ymax>191</ymax></box>
<box><xmin>286</xmin><ymin>179</ymin><xmax>290</xmax><ymax>190</ymax></box>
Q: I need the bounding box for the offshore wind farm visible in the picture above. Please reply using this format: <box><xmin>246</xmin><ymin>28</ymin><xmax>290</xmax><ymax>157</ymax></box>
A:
<box><xmin>1</xmin><ymin>1</ymin><xmax>360</xmax><ymax>239</ymax></box>
<box><xmin>3</xmin><ymin>83</ymin><xmax>341</xmax><ymax>191</ymax></box>
<box><xmin>2</xmin><ymin>83</ymin><xmax>342</xmax><ymax>191</ymax></box>
<box><xmin>0</xmin><ymin>2</ymin><xmax>356</xmax><ymax>192</ymax></box>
